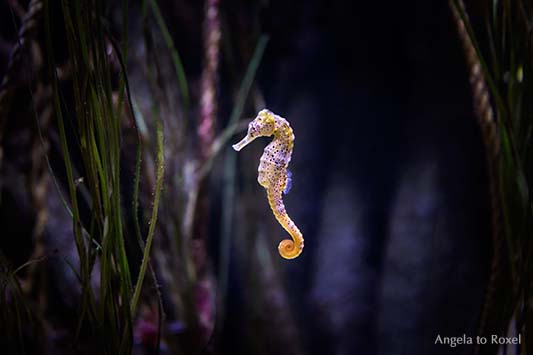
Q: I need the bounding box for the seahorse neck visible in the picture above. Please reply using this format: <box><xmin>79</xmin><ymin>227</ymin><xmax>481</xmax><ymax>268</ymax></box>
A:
<box><xmin>273</xmin><ymin>121</ymin><xmax>293</xmax><ymax>148</ymax></box>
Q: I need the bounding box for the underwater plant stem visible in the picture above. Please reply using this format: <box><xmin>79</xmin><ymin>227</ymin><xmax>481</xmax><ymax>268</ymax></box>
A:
<box><xmin>131</xmin><ymin>120</ymin><xmax>165</xmax><ymax>316</ymax></box>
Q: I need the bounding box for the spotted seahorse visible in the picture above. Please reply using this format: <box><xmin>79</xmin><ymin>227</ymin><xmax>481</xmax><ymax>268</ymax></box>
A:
<box><xmin>232</xmin><ymin>109</ymin><xmax>304</xmax><ymax>259</ymax></box>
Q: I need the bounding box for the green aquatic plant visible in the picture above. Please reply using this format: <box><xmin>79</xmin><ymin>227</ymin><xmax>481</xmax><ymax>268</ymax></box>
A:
<box><xmin>1</xmin><ymin>0</ymin><xmax>270</xmax><ymax>352</ymax></box>
<box><xmin>450</xmin><ymin>0</ymin><xmax>533</xmax><ymax>353</ymax></box>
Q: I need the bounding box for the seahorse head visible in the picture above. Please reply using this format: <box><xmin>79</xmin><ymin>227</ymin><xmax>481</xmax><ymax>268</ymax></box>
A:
<box><xmin>232</xmin><ymin>109</ymin><xmax>276</xmax><ymax>151</ymax></box>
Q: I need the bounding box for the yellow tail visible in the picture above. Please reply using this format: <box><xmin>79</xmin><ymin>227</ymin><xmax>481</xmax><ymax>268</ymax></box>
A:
<box><xmin>266</xmin><ymin>188</ymin><xmax>304</xmax><ymax>259</ymax></box>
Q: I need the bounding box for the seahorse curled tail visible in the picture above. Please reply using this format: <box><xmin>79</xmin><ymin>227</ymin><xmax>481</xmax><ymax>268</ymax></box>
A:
<box><xmin>266</xmin><ymin>186</ymin><xmax>304</xmax><ymax>259</ymax></box>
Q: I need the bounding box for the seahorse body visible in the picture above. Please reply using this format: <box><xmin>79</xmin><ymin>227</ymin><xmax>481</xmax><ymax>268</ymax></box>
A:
<box><xmin>232</xmin><ymin>109</ymin><xmax>304</xmax><ymax>259</ymax></box>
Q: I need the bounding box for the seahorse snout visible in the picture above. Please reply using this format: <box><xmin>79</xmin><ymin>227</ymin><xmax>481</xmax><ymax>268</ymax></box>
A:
<box><xmin>232</xmin><ymin>134</ymin><xmax>256</xmax><ymax>151</ymax></box>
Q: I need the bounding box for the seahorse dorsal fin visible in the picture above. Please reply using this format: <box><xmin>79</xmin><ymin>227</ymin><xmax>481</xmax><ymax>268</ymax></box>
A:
<box><xmin>283</xmin><ymin>170</ymin><xmax>293</xmax><ymax>195</ymax></box>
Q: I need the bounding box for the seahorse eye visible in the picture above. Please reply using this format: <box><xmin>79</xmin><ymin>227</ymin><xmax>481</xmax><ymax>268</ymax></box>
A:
<box><xmin>248</xmin><ymin>123</ymin><xmax>259</xmax><ymax>136</ymax></box>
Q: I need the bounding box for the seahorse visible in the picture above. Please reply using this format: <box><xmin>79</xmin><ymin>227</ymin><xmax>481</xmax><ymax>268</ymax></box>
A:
<box><xmin>232</xmin><ymin>109</ymin><xmax>304</xmax><ymax>259</ymax></box>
